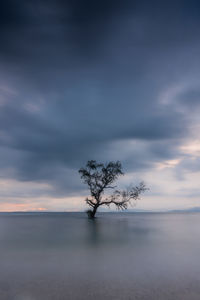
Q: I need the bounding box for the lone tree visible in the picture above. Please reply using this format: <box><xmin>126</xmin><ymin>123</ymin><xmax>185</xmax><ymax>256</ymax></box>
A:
<box><xmin>79</xmin><ymin>160</ymin><xmax>147</xmax><ymax>219</ymax></box>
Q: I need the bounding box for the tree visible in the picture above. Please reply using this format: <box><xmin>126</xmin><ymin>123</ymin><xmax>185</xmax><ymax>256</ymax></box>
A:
<box><xmin>79</xmin><ymin>160</ymin><xmax>147</xmax><ymax>219</ymax></box>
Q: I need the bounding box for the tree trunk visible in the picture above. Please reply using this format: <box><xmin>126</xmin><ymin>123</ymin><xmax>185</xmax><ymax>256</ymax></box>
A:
<box><xmin>88</xmin><ymin>205</ymin><xmax>98</xmax><ymax>219</ymax></box>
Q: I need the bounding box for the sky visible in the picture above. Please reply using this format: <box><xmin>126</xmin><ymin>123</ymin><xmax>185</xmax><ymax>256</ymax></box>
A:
<box><xmin>0</xmin><ymin>0</ymin><xmax>200</xmax><ymax>211</ymax></box>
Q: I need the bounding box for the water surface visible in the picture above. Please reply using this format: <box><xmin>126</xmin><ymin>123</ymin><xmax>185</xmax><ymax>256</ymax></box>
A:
<box><xmin>0</xmin><ymin>212</ymin><xmax>200</xmax><ymax>299</ymax></box>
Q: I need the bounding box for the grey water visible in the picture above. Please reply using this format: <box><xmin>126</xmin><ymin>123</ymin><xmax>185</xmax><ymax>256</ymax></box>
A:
<box><xmin>0</xmin><ymin>212</ymin><xmax>200</xmax><ymax>300</ymax></box>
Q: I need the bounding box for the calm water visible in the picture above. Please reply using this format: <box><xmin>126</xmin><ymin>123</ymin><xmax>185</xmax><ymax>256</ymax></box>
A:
<box><xmin>0</xmin><ymin>212</ymin><xmax>200</xmax><ymax>300</ymax></box>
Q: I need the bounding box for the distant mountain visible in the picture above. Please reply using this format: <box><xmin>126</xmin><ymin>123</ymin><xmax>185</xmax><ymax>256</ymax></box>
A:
<box><xmin>168</xmin><ymin>207</ymin><xmax>200</xmax><ymax>213</ymax></box>
<box><xmin>112</xmin><ymin>207</ymin><xmax>200</xmax><ymax>213</ymax></box>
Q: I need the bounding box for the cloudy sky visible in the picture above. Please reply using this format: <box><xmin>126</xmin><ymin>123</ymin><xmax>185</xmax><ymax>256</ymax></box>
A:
<box><xmin>0</xmin><ymin>0</ymin><xmax>200</xmax><ymax>211</ymax></box>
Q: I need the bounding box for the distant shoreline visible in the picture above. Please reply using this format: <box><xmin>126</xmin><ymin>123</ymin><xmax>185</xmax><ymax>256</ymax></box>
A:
<box><xmin>0</xmin><ymin>209</ymin><xmax>200</xmax><ymax>214</ymax></box>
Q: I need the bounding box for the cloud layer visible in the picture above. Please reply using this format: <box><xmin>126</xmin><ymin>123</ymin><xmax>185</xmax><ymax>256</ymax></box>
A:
<box><xmin>0</xmin><ymin>0</ymin><xmax>200</xmax><ymax>210</ymax></box>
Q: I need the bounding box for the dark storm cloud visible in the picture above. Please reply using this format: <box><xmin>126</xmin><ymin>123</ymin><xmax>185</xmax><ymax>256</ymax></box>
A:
<box><xmin>0</xmin><ymin>0</ymin><xmax>200</xmax><ymax>197</ymax></box>
<box><xmin>177</xmin><ymin>88</ymin><xmax>200</xmax><ymax>109</ymax></box>
<box><xmin>0</xmin><ymin>0</ymin><xmax>129</xmax><ymax>62</ymax></box>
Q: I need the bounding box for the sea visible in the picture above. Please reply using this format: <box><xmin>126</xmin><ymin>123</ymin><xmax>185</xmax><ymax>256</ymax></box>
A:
<box><xmin>0</xmin><ymin>212</ymin><xmax>200</xmax><ymax>299</ymax></box>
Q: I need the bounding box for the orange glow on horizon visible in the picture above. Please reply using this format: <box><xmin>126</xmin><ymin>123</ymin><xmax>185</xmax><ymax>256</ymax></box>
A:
<box><xmin>0</xmin><ymin>203</ymin><xmax>47</xmax><ymax>212</ymax></box>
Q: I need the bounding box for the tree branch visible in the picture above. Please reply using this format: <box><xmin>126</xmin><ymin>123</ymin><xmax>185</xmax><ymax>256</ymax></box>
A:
<box><xmin>85</xmin><ymin>198</ymin><xmax>96</xmax><ymax>208</ymax></box>
<box><xmin>79</xmin><ymin>161</ymin><xmax>147</xmax><ymax>218</ymax></box>
<box><xmin>99</xmin><ymin>182</ymin><xmax>148</xmax><ymax>210</ymax></box>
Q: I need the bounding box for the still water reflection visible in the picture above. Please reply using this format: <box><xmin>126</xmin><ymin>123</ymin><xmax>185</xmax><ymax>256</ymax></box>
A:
<box><xmin>0</xmin><ymin>212</ymin><xmax>200</xmax><ymax>299</ymax></box>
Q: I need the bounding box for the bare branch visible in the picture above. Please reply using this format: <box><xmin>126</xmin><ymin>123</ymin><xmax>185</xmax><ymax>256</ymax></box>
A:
<box><xmin>85</xmin><ymin>198</ymin><xmax>96</xmax><ymax>208</ymax></box>
<box><xmin>79</xmin><ymin>160</ymin><xmax>148</xmax><ymax>218</ymax></box>
<box><xmin>104</xmin><ymin>185</ymin><xmax>117</xmax><ymax>189</ymax></box>
<box><xmin>99</xmin><ymin>182</ymin><xmax>148</xmax><ymax>210</ymax></box>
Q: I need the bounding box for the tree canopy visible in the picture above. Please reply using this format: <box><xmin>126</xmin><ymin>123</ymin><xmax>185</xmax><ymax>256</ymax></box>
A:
<box><xmin>79</xmin><ymin>160</ymin><xmax>147</xmax><ymax>218</ymax></box>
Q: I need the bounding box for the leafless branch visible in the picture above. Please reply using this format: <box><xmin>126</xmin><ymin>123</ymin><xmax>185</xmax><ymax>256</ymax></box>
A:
<box><xmin>79</xmin><ymin>161</ymin><xmax>148</xmax><ymax>218</ymax></box>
